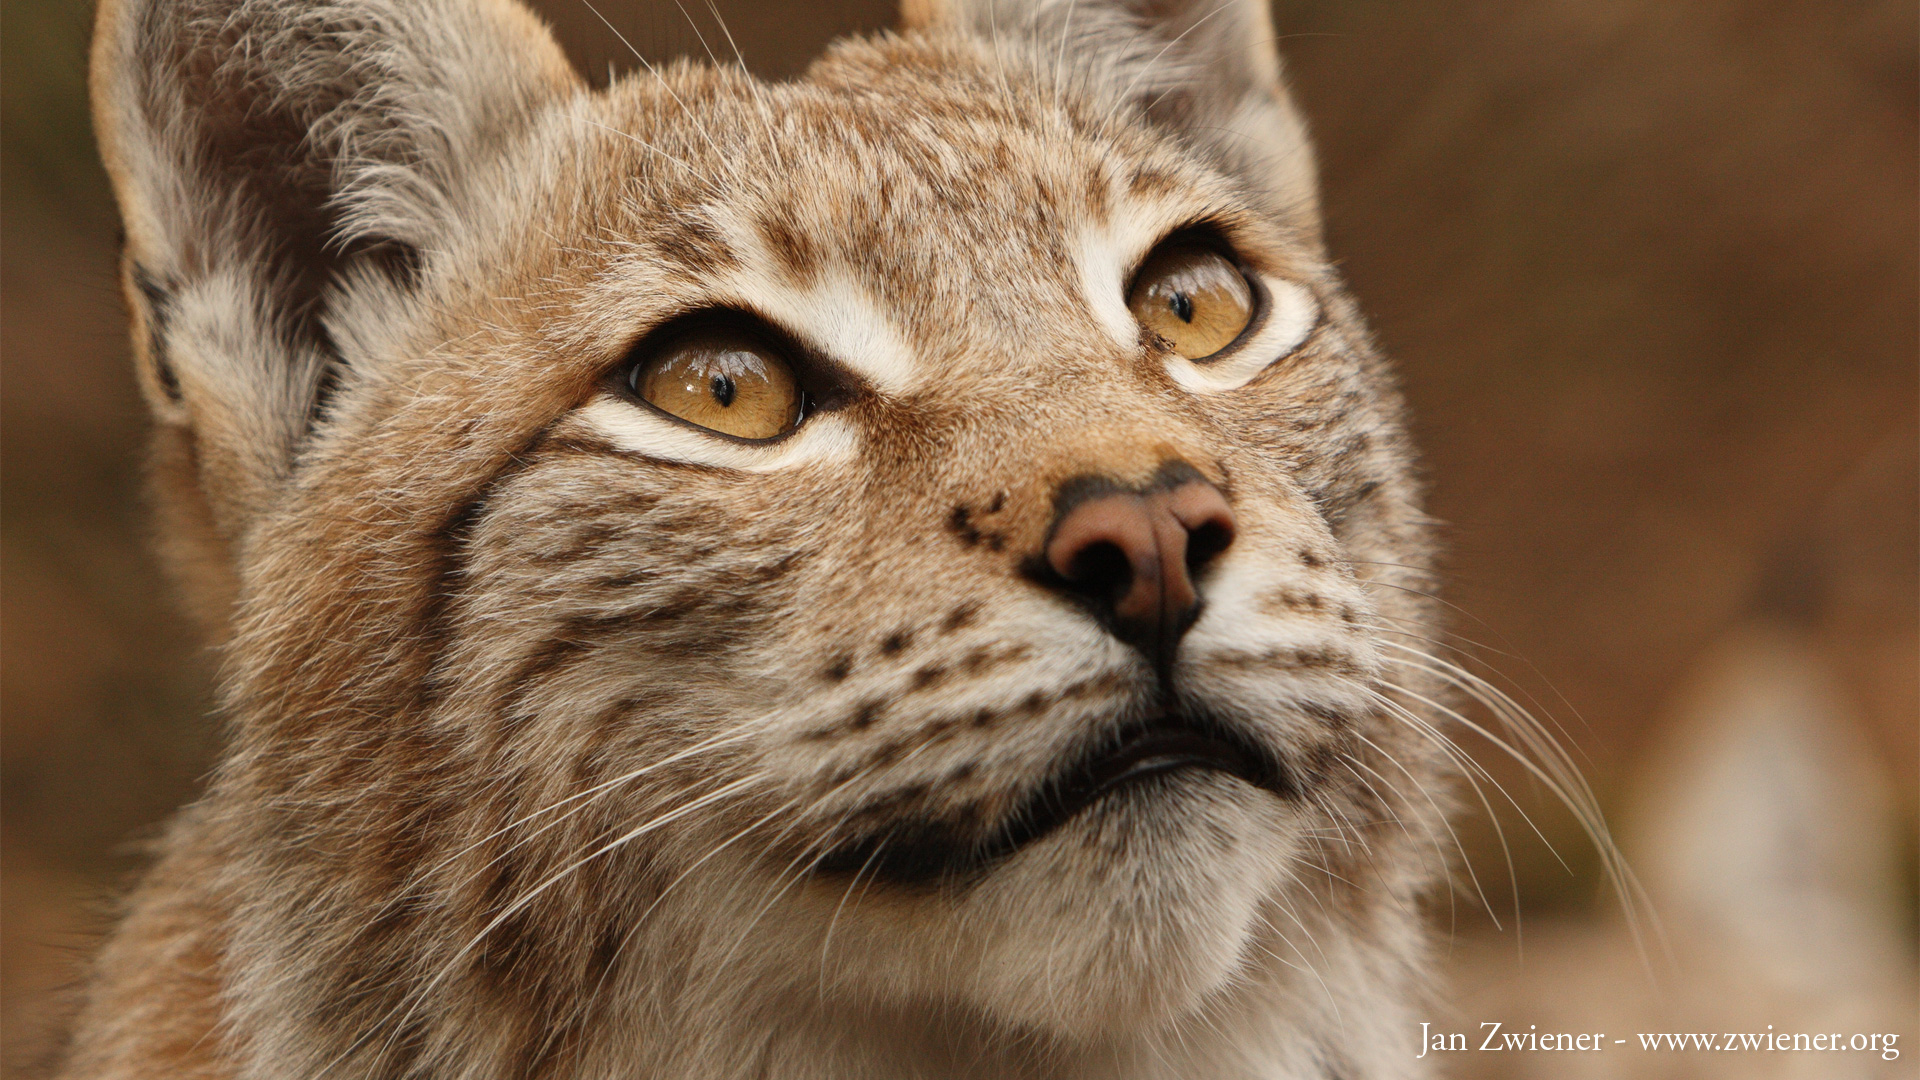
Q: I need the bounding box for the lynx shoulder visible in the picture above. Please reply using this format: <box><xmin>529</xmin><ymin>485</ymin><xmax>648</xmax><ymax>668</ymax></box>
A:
<box><xmin>72</xmin><ymin>1</ymin><xmax>1453</xmax><ymax>1076</ymax></box>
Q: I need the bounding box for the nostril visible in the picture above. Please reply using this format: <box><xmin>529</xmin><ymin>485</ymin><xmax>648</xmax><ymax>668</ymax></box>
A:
<box><xmin>1044</xmin><ymin>494</ymin><xmax>1157</xmax><ymax>589</ymax></box>
<box><xmin>1163</xmin><ymin>480</ymin><xmax>1236</xmax><ymax>574</ymax></box>
<box><xmin>1065</xmin><ymin>539</ymin><xmax>1133</xmax><ymax>600</ymax></box>
<box><xmin>1186</xmin><ymin>518</ymin><xmax>1233</xmax><ymax>571</ymax></box>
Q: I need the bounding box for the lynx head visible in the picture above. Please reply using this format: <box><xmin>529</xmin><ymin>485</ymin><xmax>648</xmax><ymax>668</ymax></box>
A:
<box><xmin>92</xmin><ymin>0</ymin><xmax>1446</xmax><ymax>1070</ymax></box>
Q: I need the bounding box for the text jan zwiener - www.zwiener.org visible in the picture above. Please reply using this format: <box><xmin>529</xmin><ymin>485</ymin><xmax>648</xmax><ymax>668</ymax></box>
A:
<box><xmin>1418</xmin><ymin>1023</ymin><xmax>1901</xmax><ymax>1061</ymax></box>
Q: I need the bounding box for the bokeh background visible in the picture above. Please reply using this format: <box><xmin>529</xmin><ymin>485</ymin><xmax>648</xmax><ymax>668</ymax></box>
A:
<box><xmin>4</xmin><ymin>0</ymin><xmax>1914</xmax><ymax>1073</ymax></box>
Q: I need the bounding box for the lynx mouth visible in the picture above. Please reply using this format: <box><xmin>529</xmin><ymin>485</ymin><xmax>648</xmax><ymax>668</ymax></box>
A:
<box><xmin>813</xmin><ymin>715</ymin><xmax>1293</xmax><ymax>888</ymax></box>
<box><xmin>1078</xmin><ymin>726</ymin><xmax>1267</xmax><ymax>799</ymax></box>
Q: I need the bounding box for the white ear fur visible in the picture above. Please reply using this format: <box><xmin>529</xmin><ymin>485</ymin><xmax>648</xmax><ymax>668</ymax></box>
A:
<box><xmin>902</xmin><ymin>0</ymin><xmax>1319</xmax><ymax>221</ymax></box>
<box><xmin>91</xmin><ymin>0</ymin><xmax>579</xmax><ymax>545</ymax></box>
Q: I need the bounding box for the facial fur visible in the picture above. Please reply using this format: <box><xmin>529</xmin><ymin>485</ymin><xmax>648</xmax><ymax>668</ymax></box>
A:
<box><xmin>71</xmin><ymin>2</ymin><xmax>1453</xmax><ymax>1077</ymax></box>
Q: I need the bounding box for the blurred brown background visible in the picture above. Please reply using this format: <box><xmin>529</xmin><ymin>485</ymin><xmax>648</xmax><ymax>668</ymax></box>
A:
<box><xmin>3</xmin><ymin>0</ymin><xmax>1914</xmax><ymax>1071</ymax></box>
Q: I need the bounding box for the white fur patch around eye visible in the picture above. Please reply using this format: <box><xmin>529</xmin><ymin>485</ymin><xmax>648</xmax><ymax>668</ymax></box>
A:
<box><xmin>1076</xmin><ymin>223</ymin><xmax>1150</xmax><ymax>353</ymax></box>
<box><xmin>699</xmin><ymin>211</ymin><xmax>923</xmax><ymax>397</ymax></box>
<box><xmin>1075</xmin><ymin>214</ymin><xmax>1323</xmax><ymax>393</ymax></box>
<box><xmin>1164</xmin><ymin>275</ymin><xmax>1319</xmax><ymax>393</ymax></box>
<box><xmin>729</xmin><ymin>268</ymin><xmax>922</xmax><ymax>397</ymax></box>
<box><xmin>574</xmin><ymin>395</ymin><xmax>859</xmax><ymax>472</ymax></box>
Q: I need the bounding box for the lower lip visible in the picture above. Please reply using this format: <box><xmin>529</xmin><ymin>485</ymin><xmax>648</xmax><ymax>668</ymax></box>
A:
<box><xmin>1080</xmin><ymin>728</ymin><xmax>1261</xmax><ymax>801</ymax></box>
<box><xmin>810</xmin><ymin>725</ymin><xmax>1281</xmax><ymax>888</ymax></box>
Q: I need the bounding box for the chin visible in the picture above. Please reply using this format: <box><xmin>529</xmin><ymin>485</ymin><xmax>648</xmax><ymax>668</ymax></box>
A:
<box><xmin>802</xmin><ymin>769</ymin><xmax>1304</xmax><ymax>1043</ymax></box>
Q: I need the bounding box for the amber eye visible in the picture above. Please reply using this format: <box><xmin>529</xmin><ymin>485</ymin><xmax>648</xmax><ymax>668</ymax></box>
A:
<box><xmin>1126</xmin><ymin>243</ymin><xmax>1255</xmax><ymax>360</ymax></box>
<box><xmin>630</xmin><ymin>330</ymin><xmax>802</xmax><ymax>440</ymax></box>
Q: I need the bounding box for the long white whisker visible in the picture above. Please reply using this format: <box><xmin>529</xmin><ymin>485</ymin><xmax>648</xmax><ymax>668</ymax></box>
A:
<box><xmin>1251</xmin><ymin>900</ymin><xmax>1343</xmax><ymax>1029</ymax></box>
<box><xmin>1378</xmin><ymin>642</ymin><xmax>1665</xmax><ymax>969</ymax></box>
<box><xmin>816</xmin><ymin>834</ymin><xmax>889</xmax><ymax>996</ymax></box>
<box><xmin>575</xmin><ymin>116</ymin><xmax>719</xmax><ymax>190</ymax></box>
<box><xmin>1351</xmin><ymin>729</ymin><xmax>1500</xmax><ymax>929</ymax></box>
<box><xmin>583</xmin><ymin>791</ymin><xmax>805</xmax><ymax>1004</ymax></box>
<box><xmin>1099</xmin><ymin>0</ymin><xmax>1236</xmax><ymax>132</ymax></box>
<box><xmin>329</xmin><ymin>772</ymin><xmax>767</xmax><ymax>1076</ymax></box>
<box><xmin>412</xmin><ymin>726</ymin><xmax>756</xmax><ymax>892</ymax></box>
<box><xmin>1357</xmin><ymin>682</ymin><xmax>1526</xmax><ymax>938</ymax></box>
<box><xmin>1359</xmin><ymin>604</ymin><xmax>1601</xmax><ymax>773</ymax></box>
<box><xmin>696</xmin><ymin>0</ymin><xmax>787</xmax><ymax>171</ymax></box>
<box><xmin>1051</xmin><ymin>0</ymin><xmax>1081</xmax><ymax>109</ymax></box>
<box><xmin>1339</xmin><ymin>751</ymin><xmax>1461</xmax><ymax>933</ymax></box>
<box><xmin>717</xmin><ymin>736</ymin><xmax>956</xmax><ymax>975</ymax></box>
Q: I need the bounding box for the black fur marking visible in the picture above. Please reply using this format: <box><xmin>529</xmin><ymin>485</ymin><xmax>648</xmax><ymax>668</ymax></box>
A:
<box><xmin>848</xmin><ymin>699</ymin><xmax>886</xmax><ymax>731</ymax></box>
<box><xmin>130</xmin><ymin>264</ymin><xmax>182</xmax><ymax>402</ymax></box>
<box><xmin>947</xmin><ymin>504</ymin><xmax>982</xmax><ymax>547</ymax></box>
<box><xmin>822</xmin><ymin>654</ymin><xmax>854</xmax><ymax>682</ymax></box>
<box><xmin>941</xmin><ymin>601</ymin><xmax>981</xmax><ymax>633</ymax></box>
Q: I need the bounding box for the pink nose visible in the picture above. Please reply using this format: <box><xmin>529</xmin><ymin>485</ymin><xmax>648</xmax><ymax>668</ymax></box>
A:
<box><xmin>1043</xmin><ymin>472</ymin><xmax>1236</xmax><ymax>661</ymax></box>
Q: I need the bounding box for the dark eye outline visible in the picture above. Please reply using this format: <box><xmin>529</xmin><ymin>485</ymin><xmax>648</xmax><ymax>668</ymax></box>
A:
<box><xmin>1125</xmin><ymin>227</ymin><xmax>1269</xmax><ymax>364</ymax></box>
<box><xmin>609</xmin><ymin>308</ymin><xmax>857</xmax><ymax>445</ymax></box>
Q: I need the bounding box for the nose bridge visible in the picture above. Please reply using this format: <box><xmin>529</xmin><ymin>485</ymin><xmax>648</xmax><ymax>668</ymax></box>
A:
<box><xmin>952</xmin><ymin>364</ymin><xmax>1240</xmax><ymax>641</ymax></box>
<box><xmin>943</xmin><ymin>412</ymin><xmax>1223</xmax><ymax>558</ymax></box>
<box><xmin>1014</xmin><ymin>357</ymin><xmax>1227</xmax><ymax>490</ymax></box>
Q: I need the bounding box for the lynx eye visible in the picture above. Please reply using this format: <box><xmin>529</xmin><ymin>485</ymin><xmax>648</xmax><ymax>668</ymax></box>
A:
<box><xmin>1126</xmin><ymin>243</ymin><xmax>1255</xmax><ymax>360</ymax></box>
<box><xmin>630</xmin><ymin>330</ymin><xmax>802</xmax><ymax>440</ymax></box>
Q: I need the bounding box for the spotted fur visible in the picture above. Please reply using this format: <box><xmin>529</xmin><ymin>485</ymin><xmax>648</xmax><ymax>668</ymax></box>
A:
<box><xmin>71</xmin><ymin>0</ymin><xmax>1452</xmax><ymax>1076</ymax></box>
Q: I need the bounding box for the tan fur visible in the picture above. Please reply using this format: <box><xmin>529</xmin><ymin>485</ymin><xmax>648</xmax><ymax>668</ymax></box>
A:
<box><xmin>71</xmin><ymin>1</ymin><xmax>1453</xmax><ymax>1076</ymax></box>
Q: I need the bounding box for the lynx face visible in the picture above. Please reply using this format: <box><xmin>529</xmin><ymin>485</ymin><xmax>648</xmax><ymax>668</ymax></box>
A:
<box><xmin>81</xmin><ymin>0</ymin><xmax>1448</xmax><ymax>1075</ymax></box>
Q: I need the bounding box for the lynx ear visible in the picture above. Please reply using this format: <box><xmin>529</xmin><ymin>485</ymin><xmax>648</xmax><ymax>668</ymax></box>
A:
<box><xmin>91</xmin><ymin>0</ymin><xmax>578</xmax><ymax>628</ymax></box>
<box><xmin>902</xmin><ymin>0</ymin><xmax>1317</xmax><ymax>221</ymax></box>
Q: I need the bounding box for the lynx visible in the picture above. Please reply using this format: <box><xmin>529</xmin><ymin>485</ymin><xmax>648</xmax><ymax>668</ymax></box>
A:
<box><xmin>70</xmin><ymin>0</ymin><xmax>1467</xmax><ymax>1075</ymax></box>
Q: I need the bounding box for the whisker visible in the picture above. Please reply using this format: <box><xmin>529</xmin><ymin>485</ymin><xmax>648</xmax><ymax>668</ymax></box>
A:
<box><xmin>1339</xmin><ymin>752</ymin><xmax>1461</xmax><ymax>934</ymax></box>
<box><xmin>328</xmin><ymin>772</ymin><xmax>769</xmax><ymax>1076</ymax></box>
<box><xmin>710</xmin><ymin>749</ymin><xmax>937</xmax><ymax>975</ymax></box>
<box><xmin>694</xmin><ymin>0</ymin><xmax>787</xmax><ymax>170</ymax></box>
<box><xmin>409</xmin><ymin>726</ymin><xmax>756</xmax><ymax>895</ymax></box>
<box><xmin>1051</xmin><ymin>0</ymin><xmax>1082</xmax><ymax>110</ymax></box>
<box><xmin>583</xmin><ymin>791</ymin><xmax>806</xmax><ymax>1004</ymax></box>
<box><xmin>1377</xmin><ymin>642</ymin><xmax>1664</xmax><ymax>968</ymax></box>
<box><xmin>1099</xmin><ymin>0</ymin><xmax>1237</xmax><ymax>132</ymax></box>
<box><xmin>1251</xmin><ymin>900</ymin><xmax>1342</xmax><ymax>1027</ymax></box>
<box><xmin>816</xmin><ymin>833</ymin><xmax>891</xmax><ymax>996</ymax></box>
<box><xmin>1356</xmin><ymin>579</ymin><xmax>1600</xmax><ymax>763</ymax></box>
<box><xmin>575</xmin><ymin>116</ymin><xmax>720</xmax><ymax>190</ymax></box>
<box><xmin>1357</xmin><ymin>682</ymin><xmax>1526</xmax><ymax>937</ymax></box>
<box><xmin>578</xmin><ymin>0</ymin><xmax>736</xmax><ymax>184</ymax></box>
<box><xmin>1351</xmin><ymin>730</ymin><xmax>1500</xmax><ymax>929</ymax></box>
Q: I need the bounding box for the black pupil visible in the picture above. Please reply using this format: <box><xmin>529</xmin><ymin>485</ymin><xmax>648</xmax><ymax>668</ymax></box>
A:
<box><xmin>710</xmin><ymin>374</ymin><xmax>736</xmax><ymax>407</ymax></box>
<box><xmin>1169</xmin><ymin>291</ymin><xmax>1194</xmax><ymax>323</ymax></box>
